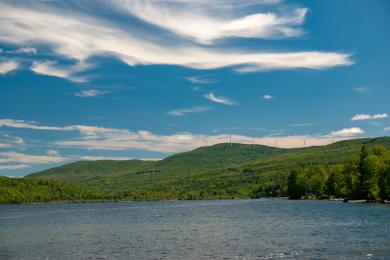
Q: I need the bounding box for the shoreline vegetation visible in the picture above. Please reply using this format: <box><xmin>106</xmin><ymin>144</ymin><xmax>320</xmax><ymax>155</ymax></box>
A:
<box><xmin>1</xmin><ymin>137</ymin><xmax>390</xmax><ymax>205</ymax></box>
<box><xmin>1</xmin><ymin>195</ymin><xmax>390</xmax><ymax>206</ymax></box>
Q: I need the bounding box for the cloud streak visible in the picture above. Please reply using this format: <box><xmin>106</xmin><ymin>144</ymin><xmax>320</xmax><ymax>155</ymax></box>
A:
<box><xmin>167</xmin><ymin>106</ymin><xmax>210</xmax><ymax>116</ymax></box>
<box><xmin>0</xmin><ymin>152</ymin><xmax>67</xmax><ymax>164</ymax></box>
<box><xmin>351</xmin><ymin>113</ymin><xmax>388</xmax><ymax>121</ymax></box>
<box><xmin>205</xmin><ymin>93</ymin><xmax>236</xmax><ymax>105</ymax></box>
<box><xmin>1</xmin><ymin>47</ymin><xmax>37</xmax><ymax>55</ymax></box>
<box><xmin>0</xmin><ymin>135</ymin><xmax>25</xmax><ymax>149</ymax></box>
<box><xmin>184</xmin><ymin>76</ymin><xmax>216</xmax><ymax>84</ymax></box>
<box><xmin>0</xmin><ymin>164</ymin><xmax>29</xmax><ymax>170</ymax></box>
<box><xmin>75</xmin><ymin>89</ymin><xmax>109</xmax><ymax>97</ymax></box>
<box><xmin>0</xmin><ymin>119</ymin><xmax>128</xmax><ymax>136</ymax></box>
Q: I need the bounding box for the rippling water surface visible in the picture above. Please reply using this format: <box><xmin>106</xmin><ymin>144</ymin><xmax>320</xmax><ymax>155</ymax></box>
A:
<box><xmin>1</xmin><ymin>199</ymin><xmax>389</xmax><ymax>259</ymax></box>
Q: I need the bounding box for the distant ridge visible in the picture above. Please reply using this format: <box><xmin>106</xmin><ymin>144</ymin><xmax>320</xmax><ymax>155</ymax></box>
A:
<box><xmin>22</xmin><ymin>137</ymin><xmax>390</xmax><ymax>198</ymax></box>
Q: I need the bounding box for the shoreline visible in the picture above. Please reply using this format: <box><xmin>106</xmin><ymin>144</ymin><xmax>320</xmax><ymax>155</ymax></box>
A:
<box><xmin>1</xmin><ymin>197</ymin><xmax>390</xmax><ymax>206</ymax></box>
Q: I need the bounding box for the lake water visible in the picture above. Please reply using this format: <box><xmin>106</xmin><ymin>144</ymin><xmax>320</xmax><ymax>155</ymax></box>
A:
<box><xmin>1</xmin><ymin>199</ymin><xmax>389</xmax><ymax>259</ymax></box>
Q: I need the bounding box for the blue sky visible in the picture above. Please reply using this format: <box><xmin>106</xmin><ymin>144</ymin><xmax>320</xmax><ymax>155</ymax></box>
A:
<box><xmin>0</xmin><ymin>0</ymin><xmax>389</xmax><ymax>177</ymax></box>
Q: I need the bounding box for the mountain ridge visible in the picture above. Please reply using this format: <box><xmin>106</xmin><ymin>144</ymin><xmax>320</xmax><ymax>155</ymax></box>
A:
<box><xmin>25</xmin><ymin>137</ymin><xmax>390</xmax><ymax>195</ymax></box>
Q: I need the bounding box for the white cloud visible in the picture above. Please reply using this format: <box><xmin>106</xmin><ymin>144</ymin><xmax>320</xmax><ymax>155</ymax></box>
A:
<box><xmin>4</xmin><ymin>47</ymin><xmax>37</xmax><ymax>55</ymax></box>
<box><xmin>0</xmin><ymin>1</ymin><xmax>353</xmax><ymax>75</ymax></box>
<box><xmin>0</xmin><ymin>152</ymin><xmax>67</xmax><ymax>164</ymax></box>
<box><xmin>0</xmin><ymin>60</ymin><xmax>19</xmax><ymax>75</ymax></box>
<box><xmin>0</xmin><ymin>119</ymin><xmax>128</xmax><ymax>136</ymax></box>
<box><xmin>13</xmin><ymin>47</ymin><xmax>36</xmax><ymax>54</ymax></box>
<box><xmin>351</xmin><ymin>113</ymin><xmax>388</xmax><ymax>121</ymax></box>
<box><xmin>263</xmin><ymin>94</ymin><xmax>273</xmax><ymax>100</ymax></box>
<box><xmin>118</xmin><ymin>1</ymin><xmax>307</xmax><ymax>44</ymax></box>
<box><xmin>330</xmin><ymin>127</ymin><xmax>364</xmax><ymax>137</ymax></box>
<box><xmin>384</xmin><ymin>127</ymin><xmax>390</xmax><ymax>131</ymax></box>
<box><xmin>75</xmin><ymin>89</ymin><xmax>109</xmax><ymax>97</ymax></box>
<box><xmin>167</xmin><ymin>106</ymin><xmax>210</xmax><ymax>116</ymax></box>
<box><xmin>205</xmin><ymin>93</ymin><xmax>236</xmax><ymax>105</ymax></box>
<box><xmin>46</xmin><ymin>150</ymin><xmax>59</xmax><ymax>156</ymax></box>
<box><xmin>290</xmin><ymin>122</ymin><xmax>316</xmax><ymax>127</ymax></box>
<box><xmin>55</xmin><ymin>132</ymin><xmax>350</xmax><ymax>152</ymax></box>
<box><xmin>31</xmin><ymin>60</ymin><xmax>88</xmax><ymax>83</ymax></box>
<box><xmin>0</xmin><ymin>118</ymin><xmax>364</xmax><ymax>153</ymax></box>
<box><xmin>0</xmin><ymin>164</ymin><xmax>29</xmax><ymax>170</ymax></box>
<box><xmin>0</xmin><ymin>135</ymin><xmax>25</xmax><ymax>149</ymax></box>
<box><xmin>212</xmin><ymin>126</ymin><xmax>268</xmax><ymax>133</ymax></box>
<box><xmin>184</xmin><ymin>76</ymin><xmax>216</xmax><ymax>84</ymax></box>
<box><xmin>0</xmin><ymin>119</ymin><xmax>69</xmax><ymax>131</ymax></box>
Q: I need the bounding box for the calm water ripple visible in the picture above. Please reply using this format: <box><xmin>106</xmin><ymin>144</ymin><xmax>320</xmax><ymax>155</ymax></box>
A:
<box><xmin>1</xmin><ymin>199</ymin><xmax>389</xmax><ymax>259</ymax></box>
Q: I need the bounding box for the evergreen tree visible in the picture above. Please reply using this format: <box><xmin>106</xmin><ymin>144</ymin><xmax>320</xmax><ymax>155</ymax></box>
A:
<box><xmin>358</xmin><ymin>146</ymin><xmax>370</xmax><ymax>198</ymax></box>
<box><xmin>287</xmin><ymin>168</ymin><xmax>304</xmax><ymax>199</ymax></box>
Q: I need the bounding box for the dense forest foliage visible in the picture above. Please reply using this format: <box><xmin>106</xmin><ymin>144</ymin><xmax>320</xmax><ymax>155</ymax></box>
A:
<box><xmin>0</xmin><ymin>177</ymin><xmax>102</xmax><ymax>204</ymax></box>
<box><xmin>1</xmin><ymin>137</ymin><xmax>390</xmax><ymax>204</ymax></box>
<box><xmin>284</xmin><ymin>145</ymin><xmax>390</xmax><ymax>200</ymax></box>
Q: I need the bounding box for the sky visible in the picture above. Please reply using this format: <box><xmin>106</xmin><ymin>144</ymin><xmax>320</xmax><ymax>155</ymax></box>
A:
<box><xmin>0</xmin><ymin>0</ymin><xmax>390</xmax><ymax>177</ymax></box>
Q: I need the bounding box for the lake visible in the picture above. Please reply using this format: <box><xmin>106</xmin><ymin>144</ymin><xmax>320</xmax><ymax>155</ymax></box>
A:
<box><xmin>1</xmin><ymin>199</ymin><xmax>389</xmax><ymax>259</ymax></box>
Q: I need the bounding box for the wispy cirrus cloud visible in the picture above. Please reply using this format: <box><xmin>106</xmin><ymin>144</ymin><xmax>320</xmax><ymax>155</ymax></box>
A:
<box><xmin>205</xmin><ymin>93</ymin><xmax>236</xmax><ymax>105</ymax></box>
<box><xmin>117</xmin><ymin>1</ymin><xmax>307</xmax><ymax>44</ymax></box>
<box><xmin>0</xmin><ymin>164</ymin><xmax>29</xmax><ymax>170</ymax></box>
<box><xmin>0</xmin><ymin>119</ymin><xmax>70</xmax><ymax>131</ymax></box>
<box><xmin>0</xmin><ymin>1</ymin><xmax>353</xmax><ymax>77</ymax></box>
<box><xmin>0</xmin><ymin>135</ymin><xmax>25</xmax><ymax>149</ymax></box>
<box><xmin>31</xmin><ymin>60</ymin><xmax>88</xmax><ymax>83</ymax></box>
<box><xmin>75</xmin><ymin>89</ymin><xmax>109</xmax><ymax>97</ymax></box>
<box><xmin>0</xmin><ymin>119</ymin><xmax>128</xmax><ymax>136</ymax></box>
<box><xmin>1</xmin><ymin>47</ymin><xmax>37</xmax><ymax>55</ymax></box>
<box><xmin>290</xmin><ymin>122</ymin><xmax>316</xmax><ymax>127</ymax></box>
<box><xmin>0</xmin><ymin>60</ymin><xmax>19</xmax><ymax>75</ymax></box>
<box><xmin>351</xmin><ymin>113</ymin><xmax>388</xmax><ymax>121</ymax></box>
<box><xmin>212</xmin><ymin>126</ymin><xmax>268</xmax><ymax>133</ymax></box>
<box><xmin>46</xmin><ymin>150</ymin><xmax>59</xmax><ymax>156</ymax></box>
<box><xmin>167</xmin><ymin>106</ymin><xmax>210</xmax><ymax>116</ymax></box>
<box><xmin>0</xmin><ymin>151</ymin><xmax>67</xmax><ymax>164</ymax></box>
<box><xmin>184</xmin><ymin>76</ymin><xmax>216</xmax><ymax>84</ymax></box>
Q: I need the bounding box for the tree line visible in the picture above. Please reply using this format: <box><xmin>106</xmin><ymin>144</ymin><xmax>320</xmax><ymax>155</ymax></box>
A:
<box><xmin>1</xmin><ymin>144</ymin><xmax>390</xmax><ymax>204</ymax></box>
<box><xmin>286</xmin><ymin>145</ymin><xmax>390</xmax><ymax>200</ymax></box>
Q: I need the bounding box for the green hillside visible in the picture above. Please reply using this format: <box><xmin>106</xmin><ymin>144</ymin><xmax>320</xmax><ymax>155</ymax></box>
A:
<box><xmin>22</xmin><ymin>137</ymin><xmax>390</xmax><ymax>201</ymax></box>
<box><xmin>0</xmin><ymin>176</ymin><xmax>102</xmax><ymax>204</ymax></box>
<box><xmin>28</xmin><ymin>143</ymin><xmax>286</xmax><ymax>192</ymax></box>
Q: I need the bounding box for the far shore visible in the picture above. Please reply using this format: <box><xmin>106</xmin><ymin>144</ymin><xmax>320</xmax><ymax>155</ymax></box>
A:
<box><xmin>2</xmin><ymin>197</ymin><xmax>390</xmax><ymax>206</ymax></box>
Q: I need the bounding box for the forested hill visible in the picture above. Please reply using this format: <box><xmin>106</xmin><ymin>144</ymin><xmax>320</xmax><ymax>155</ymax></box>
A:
<box><xmin>1</xmin><ymin>137</ymin><xmax>389</xmax><ymax>203</ymax></box>
<box><xmin>0</xmin><ymin>177</ymin><xmax>102</xmax><ymax>204</ymax></box>
<box><xmin>27</xmin><ymin>143</ymin><xmax>287</xmax><ymax>186</ymax></box>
